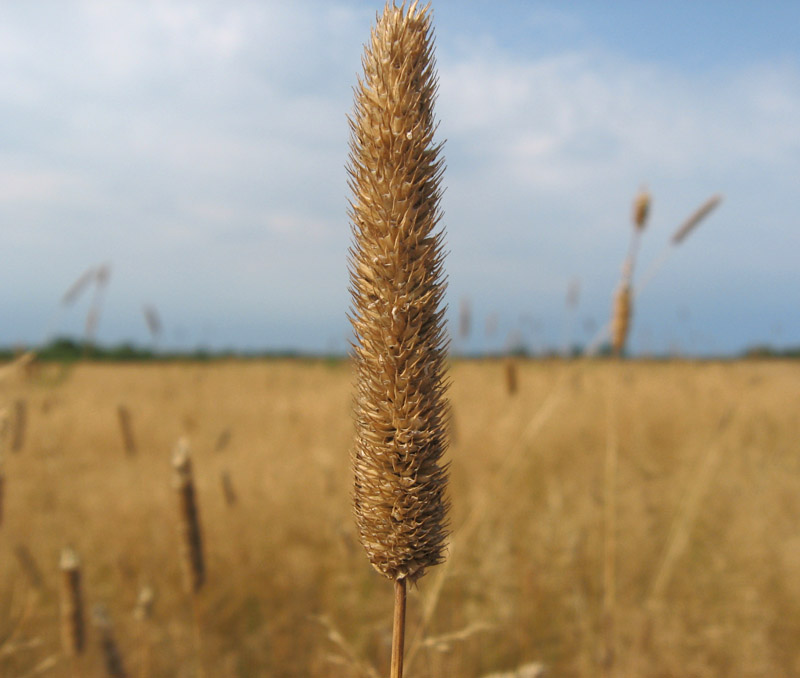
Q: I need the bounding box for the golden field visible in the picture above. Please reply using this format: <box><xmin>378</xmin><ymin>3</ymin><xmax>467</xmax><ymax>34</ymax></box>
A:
<box><xmin>1</xmin><ymin>358</ymin><xmax>799</xmax><ymax>677</ymax></box>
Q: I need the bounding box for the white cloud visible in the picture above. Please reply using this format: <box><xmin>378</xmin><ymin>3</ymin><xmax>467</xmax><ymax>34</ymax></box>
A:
<box><xmin>0</xmin><ymin>2</ymin><xmax>797</xmax><ymax>353</ymax></box>
<box><xmin>439</xmin><ymin>48</ymin><xmax>800</xmax><ymax>193</ymax></box>
<box><xmin>433</xmin><ymin>39</ymin><xmax>800</xmax><ymax>354</ymax></box>
<box><xmin>0</xmin><ymin>168</ymin><xmax>93</xmax><ymax>204</ymax></box>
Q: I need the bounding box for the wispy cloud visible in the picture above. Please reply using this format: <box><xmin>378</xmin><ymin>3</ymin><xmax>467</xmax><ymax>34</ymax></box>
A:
<box><xmin>441</xmin><ymin>47</ymin><xmax>800</xmax><ymax>187</ymax></box>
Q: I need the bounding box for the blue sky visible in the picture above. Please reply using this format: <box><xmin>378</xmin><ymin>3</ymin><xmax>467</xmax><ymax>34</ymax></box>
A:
<box><xmin>2</xmin><ymin>1</ymin><xmax>798</xmax><ymax>355</ymax></box>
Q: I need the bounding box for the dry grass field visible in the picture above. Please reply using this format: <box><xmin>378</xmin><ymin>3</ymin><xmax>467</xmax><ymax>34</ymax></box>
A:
<box><xmin>1</xmin><ymin>358</ymin><xmax>799</xmax><ymax>677</ymax></box>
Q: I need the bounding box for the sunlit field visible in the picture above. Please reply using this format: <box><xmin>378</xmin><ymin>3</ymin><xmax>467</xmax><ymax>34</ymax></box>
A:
<box><xmin>1</xmin><ymin>358</ymin><xmax>799</xmax><ymax>677</ymax></box>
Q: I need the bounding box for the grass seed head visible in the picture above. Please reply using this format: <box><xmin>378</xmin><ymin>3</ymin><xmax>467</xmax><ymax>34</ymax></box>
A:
<box><xmin>172</xmin><ymin>438</ymin><xmax>205</xmax><ymax>593</ymax></box>
<box><xmin>672</xmin><ymin>194</ymin><xmax>723</xmax><ymax>245</ymax></box>
<box><xmin>117</xmin><ymin>404</ymin><xmax>136</xmax><ymax>456</ymax></box>
<box><xmin>59</xmin><ymin>546</ymin><xmax>85</xmax><ymax>656</ymax></box>
<box><xmin>633</xmin><ymin>187</ymin><xmax>651</xmax><ymax>231</ymax></box>
<box><xmin>347</xmin><ymin>1</ymin><xmax>450</xmax><ymax>583</ymax></box>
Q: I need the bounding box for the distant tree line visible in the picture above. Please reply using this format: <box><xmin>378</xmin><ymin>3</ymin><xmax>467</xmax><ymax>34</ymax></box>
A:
<box><xmin>0</xmin><ymin>337</ymin><xmax>798</xmax><ymax>362</ymax></box>
<box><xmin>0</xmin><ymin>337</ymin><xmax>329</xmax><ymax>363</ymax></box>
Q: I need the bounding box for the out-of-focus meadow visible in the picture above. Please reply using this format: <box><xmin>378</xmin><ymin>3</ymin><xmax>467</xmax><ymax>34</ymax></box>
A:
<box><xmin>1</xmin><ymin>358</ymin><xmax>799</xmax><ymax>677</ymax></box>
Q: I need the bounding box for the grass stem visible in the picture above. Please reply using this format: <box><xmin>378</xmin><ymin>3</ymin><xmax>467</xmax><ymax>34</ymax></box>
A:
<box><xmin>391</xmin><ymin>578</ymin><xmax>407</xmax><ymax>678</ymax></box>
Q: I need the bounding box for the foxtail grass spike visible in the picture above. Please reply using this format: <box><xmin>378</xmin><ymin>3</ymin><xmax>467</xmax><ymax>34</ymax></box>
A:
<box><xmin>671</xmin><ymin>194</ymin><xmax>723</xmax><ymax>245</ymax></box>
<box><xmin>59</xmin><ymin>546</ymin><xmax>86</xmax><ymax>657</ymax></box>
<box><xmin>172</xmin><ymin>438</ymin><xmax>205</xmax><ymax>593</ymax></box>
<box><xmin>117</xmin><ymin>405</ymin><xmax>136</xmax><ymax>456</ymax></box>
<box><xmin>347</xmin><ymin>0</ymin><xmax>450</xmax><ymax>585</ymax></box>
<box><xmin>632</xmin><ymin>187</ymin><xmax>651</xmax><ymax>232</ymax></box>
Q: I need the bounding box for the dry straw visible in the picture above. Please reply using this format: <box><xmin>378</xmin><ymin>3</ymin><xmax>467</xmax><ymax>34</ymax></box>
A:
<box><xmin>172</xmin><ymin>438</ymin><xmax>205</xmax><ymax>593</ymax></box>
<box><xmin>347</xmin><ymin>2</ymin><xmax>449</xmax><ymax>675</ymax></box>
<box><xmin>59</xmin><ymin>546</ymin><xmax>85</xmax><ymax>658</ymax></box>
